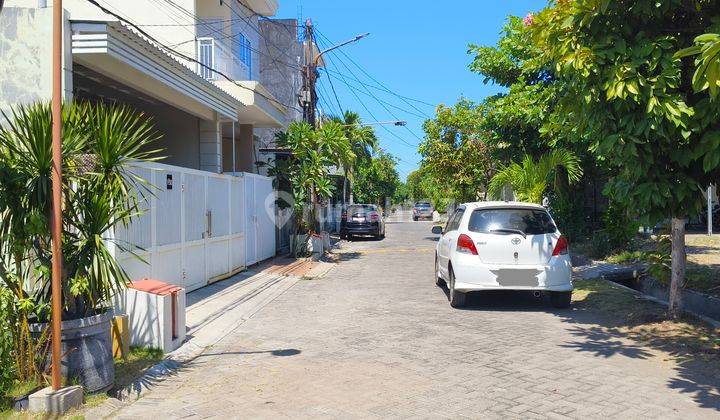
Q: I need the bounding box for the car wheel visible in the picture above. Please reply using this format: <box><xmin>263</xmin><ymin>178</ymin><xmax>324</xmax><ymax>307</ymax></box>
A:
<box><xmin>550</xmin><ymin>291</ymin><xmax>572</xmax><ymax>308</ymax></box>
<box><xmin>449</xmin><ymin>268</ymin><xmax>466</xmax><ymax>308</ymax></box>
<box><xmin>434</xmin><ymin>255</ymin><xmax>444</xmax><ymax>287</ymax></box>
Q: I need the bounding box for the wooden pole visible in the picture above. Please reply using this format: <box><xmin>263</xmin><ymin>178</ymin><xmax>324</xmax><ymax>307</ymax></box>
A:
<box><xmin>51</xmin><ymin>0</ymin><xmax>64</xmax><ymax>391</ymax></box>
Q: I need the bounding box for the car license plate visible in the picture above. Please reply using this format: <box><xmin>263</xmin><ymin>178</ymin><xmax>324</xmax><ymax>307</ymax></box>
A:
<box><xmin>353</xmin><ymin>217</ymin><xmax>365</xmax><ymax>222</ymax></box>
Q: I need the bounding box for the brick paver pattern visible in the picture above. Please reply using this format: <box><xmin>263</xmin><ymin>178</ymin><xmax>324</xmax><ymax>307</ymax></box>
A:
<box><xmin>114</xmin><ymin>213</ymin><xmax>718</xmax><ymax>419</ymax></box>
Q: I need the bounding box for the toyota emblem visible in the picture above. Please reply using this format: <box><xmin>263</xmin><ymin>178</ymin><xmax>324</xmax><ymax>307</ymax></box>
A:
<box><xmin>511</xmin><ymin>237</ymin><xmax>522</xmax><ymax>245</ymax></box>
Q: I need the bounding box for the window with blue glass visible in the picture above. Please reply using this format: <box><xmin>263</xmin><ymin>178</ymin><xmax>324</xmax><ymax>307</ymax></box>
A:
<box><xmin>237</xmin><ymin>33</ymin><xmax>252</xmax><ymax>69</ymax></box>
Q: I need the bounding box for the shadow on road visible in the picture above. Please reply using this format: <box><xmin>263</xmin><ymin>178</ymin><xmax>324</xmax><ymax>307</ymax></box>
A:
<box><xmin>196</xmin><ymin>348</ymin><xmax>302</xmax><ymax>358</ymax></box>
<box><xmin>336</xmin><ymin>252</ymin><xmax>363</xmax><ymax>262</ymax></box>
<box><xmin>437</xmin><ymin>284</ymin><xmax>556</xmax><ymax>311</ymax></box>
<box><xmin>346</xmin><ymin>236</ymin><xmax>384</xmax><ymax>242</ymax></box>
<box><xmin>555</xmin><ymin>281</ymin><xmax>720</xmax><ymax>411</ymax></box>
<box><xmin>434</xmin><ymin>281</ymin><xmax>720</xmax><ymax>410</ymax></box>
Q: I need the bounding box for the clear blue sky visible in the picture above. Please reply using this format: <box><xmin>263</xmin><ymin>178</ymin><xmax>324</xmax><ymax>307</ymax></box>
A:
<box><xmin>275</xmin><ymin>0</ymin><xmax>547</xmax><ymax>181</ymax></box>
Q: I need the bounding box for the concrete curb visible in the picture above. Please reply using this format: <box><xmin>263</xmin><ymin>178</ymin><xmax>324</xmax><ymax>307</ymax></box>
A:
<box><xmin>599</xmin><ymin>277</ymin><xmax>720</xmax><ymax>329</ymax></box>
<box><xmin>575</xmin><ymin>263</ymin><xmax>720</xmax><ymax>328</ymax></box>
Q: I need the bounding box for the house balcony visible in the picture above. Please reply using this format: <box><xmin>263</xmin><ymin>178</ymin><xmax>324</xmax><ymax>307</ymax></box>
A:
<box><xmin>196</xmin><ymin>36</ymin><xmax>285</xmax><ymax>128</ymax></box>
<box><xmin>196</xmin><ymin>37</ymin><xmax>251</xmax><ymax>82</ymax></box>
<box><xmin>242</xmin><ymin>0</ymin><xmax>279</xmax><ymax>16</ymax></box>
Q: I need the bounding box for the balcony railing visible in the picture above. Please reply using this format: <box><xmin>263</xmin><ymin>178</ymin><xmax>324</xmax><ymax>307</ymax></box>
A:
<box><xmin>196</xmin><ymin>37</ymin><xmax>250</xmax><ymax>82</ymax></box>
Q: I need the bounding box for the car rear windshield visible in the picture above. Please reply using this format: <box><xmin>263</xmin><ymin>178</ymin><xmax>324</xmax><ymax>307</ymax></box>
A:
<box><xmin>468</xmin><ymin>208</ymin><xmax>556</xmax><ymax>235</ymax></box>
<box><xmin>415</xmin><ymin>203</ymin><xmax>431</xmax><ymax>208</ymax></box>
<box><xmin>348</xmin><ymin>205</ymin><xmax>375</xmax><ymax>213</ymax></box>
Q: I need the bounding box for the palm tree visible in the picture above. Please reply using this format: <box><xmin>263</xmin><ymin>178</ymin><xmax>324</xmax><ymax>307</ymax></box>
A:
<box><xmin>487</xmin><ymin>149</ymin><xmax>582</xmax><ymax>204</ymax></box>
<box><xmin>332</xmin><ymin>111</ymin><xmax>377</xmax><ymax>204</ymax></box>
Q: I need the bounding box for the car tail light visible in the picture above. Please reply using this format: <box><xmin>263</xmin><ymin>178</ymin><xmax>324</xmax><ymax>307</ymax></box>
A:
<box><xmin>456</xmin><ymin>234</ymin><xmax>478</xmax><ymax>255</ymax></box>
<box><xmin>370</xmin><ymin>212</ymin><xmax>379</xmax><ymax>221</ymax></box>
<box><xmin>552</xmin><ymin>236</ymin><xmax>569</xmax><ymax>256</ymax></box>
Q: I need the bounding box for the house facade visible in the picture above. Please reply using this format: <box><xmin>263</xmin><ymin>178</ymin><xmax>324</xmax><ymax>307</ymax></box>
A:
<box><xmin>0</xmin><ymin>0</ymin><xmax>289</xmax><ymax>291</ymax></box>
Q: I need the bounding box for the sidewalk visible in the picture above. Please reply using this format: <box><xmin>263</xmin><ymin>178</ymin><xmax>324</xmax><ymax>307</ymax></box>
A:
<box><xmin>82</xmin><ymin>256</ymin><xmax>335</xmax><ymax>418</ymax></box>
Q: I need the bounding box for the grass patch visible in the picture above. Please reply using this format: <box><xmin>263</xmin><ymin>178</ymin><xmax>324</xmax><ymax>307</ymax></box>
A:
<box><xmin>605</xmin><ymin>250</ymin><xmax>644</xmax><ymax>265</ymax></box>
<box><xmin>114</xmin><ymin>347</ymin><xmax>164</xmax><ymax>391</ymax></box>
<box><xmin>5</xmin><ymin>382</ymin><xmax>41</xmax><ymax>401</ymax></box>
<box><xmin>572</xmin><ymin>279</ymin><xmax>720</xmax><ymax>361</ymax></box>
<box><xmin>0</xmin><ymin>347</ymin><xmax>163</xmax><ymax>419</ymax></box>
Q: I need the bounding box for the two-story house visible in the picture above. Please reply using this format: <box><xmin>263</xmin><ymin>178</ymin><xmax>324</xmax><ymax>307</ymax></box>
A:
<box><xmin>0</xmin><ymin>0</ymin><xmax>288</xmax><ymax>291</ymax></box>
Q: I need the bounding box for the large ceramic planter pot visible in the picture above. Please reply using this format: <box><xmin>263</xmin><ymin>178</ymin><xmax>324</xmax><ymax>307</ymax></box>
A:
<box><xmin>31</xmin><ymin>310</ymin><xmax>115</xmax><ymax>392</ymax></box>
<box><xmin>290</xmin><ymin>234</ymin><xmax>309</xmax><ymax>257</ymax></box>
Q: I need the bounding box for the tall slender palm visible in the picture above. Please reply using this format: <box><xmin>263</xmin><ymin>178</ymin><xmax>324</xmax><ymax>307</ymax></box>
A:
<box><xmin>332</xmin><ymin>111</ymin><xmax>378</xmax><ymax>204</ymax></box>
<box><xmin>488</xmin><ymin>149</ymin><xmax>582</xmax><ymax>204</ymax></box>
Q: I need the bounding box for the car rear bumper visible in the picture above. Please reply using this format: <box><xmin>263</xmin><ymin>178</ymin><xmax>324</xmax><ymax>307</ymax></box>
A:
<box><xmin>451</xmin><ymin>254</ymin><xmax>573</xmax><ymax>292</ymax></box>
<box><xmin>342</xmin><ymin>223</ymin><xmax>380</xmax><ymax>235</ymax></box>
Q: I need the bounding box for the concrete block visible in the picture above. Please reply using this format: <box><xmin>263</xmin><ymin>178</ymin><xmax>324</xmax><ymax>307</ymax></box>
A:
<box><xmin>28</xmin><ymin>386</ymin><xmax>83</xmax><ymax>414</ymax></box>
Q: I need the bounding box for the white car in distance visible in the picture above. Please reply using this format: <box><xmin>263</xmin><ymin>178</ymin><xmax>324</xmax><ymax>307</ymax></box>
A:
<box><xmin>432</xmin><ymin>202</ymin><xmax>572</xmax><ymax>308</ymax></box>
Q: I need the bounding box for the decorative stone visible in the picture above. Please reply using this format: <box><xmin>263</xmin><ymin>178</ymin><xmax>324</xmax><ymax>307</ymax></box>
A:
<box><xmin>28</xmin><ymin>386</ymin><xmax>83</xmax><ymax>414</ymax></box>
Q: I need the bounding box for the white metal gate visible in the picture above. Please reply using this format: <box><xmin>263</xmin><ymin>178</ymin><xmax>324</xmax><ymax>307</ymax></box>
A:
<box><xmin>244</xmin><ymin>173</ymin><xmax>276</xmax><ymax>265</ymax></box>
<box><xmin>114</xmin><ymin>162</ymin><xmax>253</xmax><ymax>292</ymax></box>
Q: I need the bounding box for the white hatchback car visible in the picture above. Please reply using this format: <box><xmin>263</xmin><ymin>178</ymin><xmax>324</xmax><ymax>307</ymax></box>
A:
<box><xmin>432</xmin><ymin>202</ymin><xmax>572</xmax><ymax>308</ymax></box>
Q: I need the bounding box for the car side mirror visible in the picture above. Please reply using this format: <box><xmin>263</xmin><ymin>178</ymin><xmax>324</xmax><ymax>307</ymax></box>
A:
<box><xmin>431</xmin><ymin>225</ymin><xmax>443</xmax><ymax>235</ymax></box>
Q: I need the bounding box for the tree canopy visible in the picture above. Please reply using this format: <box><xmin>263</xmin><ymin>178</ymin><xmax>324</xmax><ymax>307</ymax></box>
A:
<box><xmin>532</xmin><ymin>0</ymin><xmax>720</xmax><ymax>223</ymax></box>
<box><xmin>419</xmin><ymin>100</ymin><xmax>496</xmax><ymax>204</ymax></box>
<box><xmin>352</xmin><ymin>148</ymin><xmax>400</xmax><ymax>207</ymax></box>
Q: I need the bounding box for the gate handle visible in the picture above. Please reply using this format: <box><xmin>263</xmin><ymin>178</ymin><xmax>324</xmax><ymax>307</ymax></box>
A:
<box><xmin>206</xmin><ymin>210</ymin><xmax>213</xmax><ymax>238</ymax></box>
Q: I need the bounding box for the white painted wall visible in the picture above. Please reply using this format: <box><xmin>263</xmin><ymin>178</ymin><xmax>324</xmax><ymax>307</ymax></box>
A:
<box><xmin>0</xmin><ymin>6</ymin><xmax>73</xmax><ymax>115</ymax></box>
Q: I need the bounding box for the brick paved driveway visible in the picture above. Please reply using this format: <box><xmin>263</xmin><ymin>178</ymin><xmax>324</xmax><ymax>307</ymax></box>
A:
<box><xmin>114</xmin><ymin>214</ymin><xmax>718</xmax><ymax>419</ymax></box>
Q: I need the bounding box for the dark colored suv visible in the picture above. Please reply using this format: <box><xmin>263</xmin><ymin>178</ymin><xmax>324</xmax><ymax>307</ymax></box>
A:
<box><xmin>341</xmin><ymin>204</ymin><xmax>385</xmax><ymax>240</ymax></box>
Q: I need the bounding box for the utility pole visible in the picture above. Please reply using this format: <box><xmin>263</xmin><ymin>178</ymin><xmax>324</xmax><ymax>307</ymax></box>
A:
<box><xmin>51</xmin><ymin>0</ymin><xmax>64</xmax><ymax>391</ymax></box>
<box><xmin>301</xmin><ymin>20</ymin><xmax>368</xmax><ymax>128</ymax></box>
<box><xmin>302</xmin><ymin>19</ymin><xmax>317</xmax><ymax>127</ymax></box>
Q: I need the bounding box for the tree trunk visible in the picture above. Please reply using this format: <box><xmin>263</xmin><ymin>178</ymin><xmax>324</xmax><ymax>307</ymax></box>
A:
<box><xmin>669</xmin><ymin>217</ymin><xmax>686</xmax><ymax>319</ymax></box>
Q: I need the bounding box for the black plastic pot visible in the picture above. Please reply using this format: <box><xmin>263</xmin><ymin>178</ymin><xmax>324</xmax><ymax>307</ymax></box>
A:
<box><xmin>30</xmin><ymin>309</ymin><xmax>115</xmax><ymax>392</ymax></box>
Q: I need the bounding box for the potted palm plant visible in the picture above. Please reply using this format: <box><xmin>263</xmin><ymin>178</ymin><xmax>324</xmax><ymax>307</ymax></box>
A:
<box><xmin>0</xmin><ymin>102</ymin><xmax>160</xmax><ymax>392</ymax></box>
<box><xmin>271</xmin><ymin>121</ymin><xmax>354</xmax><ymax>257</ymax></box>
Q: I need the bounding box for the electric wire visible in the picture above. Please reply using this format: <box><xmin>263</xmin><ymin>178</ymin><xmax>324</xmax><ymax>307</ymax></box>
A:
<box><xmin>317</xmin><ymin>31</ymin><xmax>430</xmax><ymax>117</ymax></box>
<box><xmin>314</xmin><ymin>34</ymin><xmax>420</xmax><ymax>148</ymax></box>
<box><xmin>82</xmin><ymin>0</ymin><xmax>300</xmax><ymax>112</ymax></box>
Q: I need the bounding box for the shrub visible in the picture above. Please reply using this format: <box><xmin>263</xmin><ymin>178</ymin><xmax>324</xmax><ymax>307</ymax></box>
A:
<box><xmin>602</xmin><ymin>201</ymin><xmax>641</xmax><ymax>250</ymax></box>
<box><xmin>0</xmin><ymin>287</ymin><xmax>14</xmax><ymax>409</ymax></box>
<box><xmin>549</xmin><ymin>192</ymin><xmax>588</xmax><ymax>243</ymax></box>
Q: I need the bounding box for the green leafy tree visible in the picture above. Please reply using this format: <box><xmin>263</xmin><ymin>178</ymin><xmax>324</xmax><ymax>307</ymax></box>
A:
<box><xmin>393</xmin><ymin>182</ymin><xmax>410</xmax><ymax>205</ymax></box>
<box><xmin>420</xmin><ymin>100</ymin><xmax>496</xmax><ymax>203</ymax></box>
<box><xmin>676</xmin><ymin>33</ymin><xmax>720</xmax><ymax>97</ymax></box>
<box><xmin>331</xmin><ymin>111</ymin><xmax>378</xmax><ymax>204</ymax></box>
<box><xmin>353</xmin><ymin>149</ymin><xmax>400</xmax><ymax>207</ymax></box>
<box><xmin>488</xmin><ymin>149</ymin><xmax>582</xmax><ymax>204</ymax></box>
<box><xmin>468</xmin><ymin>15</ymin><xmax>559</xmax><ymax>162</ymax></box>
<box><xmin>273</xmin><ymin>121</ymin><xmax>354</xmax><ymax>235</ymax></box>
<box><xmin>532</xmin><ymin>0</ymin><xmax>720</xmax><ymax>318</ymax></box>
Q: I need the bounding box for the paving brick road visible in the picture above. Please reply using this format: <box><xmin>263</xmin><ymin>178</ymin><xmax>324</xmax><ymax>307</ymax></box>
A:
<box><xmin>113</xmin><ymin>212</ymin><xmax>718</xmax><ymax>419</ymax></box>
